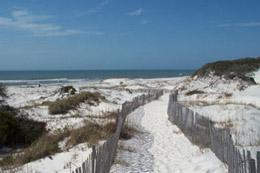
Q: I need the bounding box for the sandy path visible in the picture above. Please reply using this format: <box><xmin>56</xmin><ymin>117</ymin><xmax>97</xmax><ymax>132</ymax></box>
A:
<box><xmin>142</xmin><ymin>94</ymin><xmax>200</xmax><ymax>172</ymax></box>
<box><xmin>111</xmin><ymin>94</ymin><xmax>227</xmax><ymax>173</ymax></box>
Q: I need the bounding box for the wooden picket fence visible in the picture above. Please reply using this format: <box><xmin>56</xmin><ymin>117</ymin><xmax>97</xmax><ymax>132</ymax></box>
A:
<box><xmin>71</xmin><ymin>90</ymin><xmax>163</xmax><ymax>173</ymax></box>
<box><xmin>168</xmin><ymin>90</ymin><xmax>260</xmax><ymax>173</ymax></box>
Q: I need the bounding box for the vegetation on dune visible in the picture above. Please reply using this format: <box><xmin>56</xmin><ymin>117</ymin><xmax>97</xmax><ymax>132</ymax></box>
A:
<box><xmin>49</xmin><ymin>91</ymin><xmax>105</xmax><ymax>115</ymax></box>
<box><xmin>0</xmin><ymin>132</ymin><xmax>64</xmax><ymax>168</ymax></box>
<box><xmin>67</xmin><ymin>120</ymin><xmax>136</xmax><ymax>148</ymax></box>
<box><xmin>59</xmin><ymin>85</ymin><xmax>76</xmax><ymax>95</ymax></box>
<box><xmin>0</xmin><ymin>120</ymin><xmax>136</xmax><ymax>168</ymax></box>
<box><xmin>192</xmin><ymin>57</ymin><xmax>260</xmax><ymax>84</ymax></box>
<box><xmin>0</xmin><ymin>83</ymin><xmax>130</xmax><ymax>170</ymax></box>
<box><xmin>0</xmin><ymin>84</ymin><xmax>46</xmax><ymax>149</ymax></box>
<box><xmin>0</xmin><ymin>110</ymin><xmax>46</xmax><ymax>148</ymax></box>
<box><xmin>0</xmin><ymin>83</ymin><xmax>7</xmax><ymax>103</ymax></box>
<box><xmin>185</xmin><ymin>90</ymin><xmax>205</xmax><ymax>96</ymax></box>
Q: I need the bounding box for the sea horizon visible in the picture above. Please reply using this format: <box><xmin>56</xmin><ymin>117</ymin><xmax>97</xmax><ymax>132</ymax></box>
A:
<box><xmin>0</xmin><ymin>70</ymin><xmax>195</xmax><ymax>86</ymax></box>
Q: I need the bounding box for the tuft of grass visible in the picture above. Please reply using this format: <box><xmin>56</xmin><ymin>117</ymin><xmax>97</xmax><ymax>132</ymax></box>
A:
<box><xmin>216</xmin><ymin>119</ymin><xmax>233</xmax><ymax>128</ymax></box>
<box><xmin>114</xmin><ymin>158</ymin><xmax>130</xmax><ymax>167</ymax></box>
<box><xmin>67</xmin><ymin>121</ymin><xmax>136</xmax><ymax>147</ymax></box>
<box><xmin>49</xmin><ymin>92</ymin><xmax>104</xmax><ymax>115</ymax></box>
<box><xmin>87</xmin><ymin>111</ymin><xmax>119</xmax><ymax>120</ymax></box>
<box><xmin>185</xmin><ymin>90</ymin><xmax>205</xmax><ymax>96</ymax></box>
<box><xmin>15</xmin><ymin>134</ymin><xmax>63</xmax><ymax>164</ymax></box>
<box><xmin>118</xmin><ymin>143</ymin><xmax>136</xmax><ymax>153</ymax></box>
<box><xmin>181</xmin><ymin>100</ymin><xmax>260</xmax><ymax>110</ymax></box>
<box><xmin>125</xmin><ymin>88</ymin><xmax>133</xmax><ymax>94</ymax></box>
<box><xmin>67</xmin><ymin>122</ymin><xmax>104</xmax><ymax>147</ymax></box>
<box><xmin>19</xmin><ymin>101</ymin><xmax>52</xmax><ymax>109</ymax></box>
<box><xmin>224</xmin><ymin>92</ymin><xmax>232</xmax><ymax>98</ymax></box>
<box><xmin>119</xmin><ymin>124</ymin><xmax>136</xmax><ymax>140</ymax></box>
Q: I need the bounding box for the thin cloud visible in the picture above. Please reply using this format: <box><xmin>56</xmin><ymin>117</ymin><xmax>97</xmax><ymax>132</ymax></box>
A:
<box><xmin>141</xmin><ymin>20</ymin><xmax>149</xmax><ymax>24</ymax></box>
<box><xmin>0</xmin><ymin>10</ymin><xmax>103</xmax><ymax>37</ymax></box>
<box><xmin>75</xmin><ymin>0</ymin><xmax>109</xmax><ymax>16</ymax></box>
<box><xmin>127</xmin><ymin>8</ymin><xmax>144</xmax><ymax>16</ymax></box>
<box><xmin>217</xmin><ymin>22</ymin><xmax>260</xmax><ymax>28</ymax></box>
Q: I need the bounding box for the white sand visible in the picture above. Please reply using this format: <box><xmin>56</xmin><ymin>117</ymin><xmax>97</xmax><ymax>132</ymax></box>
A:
<box><xmin>177</xmin><ymin>72</ymin><xmax>260</xmax><ymax>150</ymax></box>
<box><xmin>252</xmin><ymin>68</ymin><xmax>260</xmax><ymax>84</ymax></box>
<box><xmin>111</xmin><ymin>94</ymin><xmax>227</xmax><ymax>172</ymax></box>
<box><xmin>16</xmin><ymin>143</ymin><xmax>92</xmax><ymax>173</ymax></box>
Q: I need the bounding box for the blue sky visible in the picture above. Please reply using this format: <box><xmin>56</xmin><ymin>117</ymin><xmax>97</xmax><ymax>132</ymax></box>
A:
<box><xmin>0</xmin><ymin>0</ymin><xmax>260</xmax><ymax>70</ymax></box>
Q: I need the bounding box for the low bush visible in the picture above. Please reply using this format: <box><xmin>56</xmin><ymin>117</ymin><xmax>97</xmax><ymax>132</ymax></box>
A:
<box><xmin>0</xmin><ymin>112</ymin><xmax>19</xmax><ymax>147</ymax></box>
<box><xmin>16</xmin><ymin>117</ymin><xmax>47</xmax><ymax>146</ymax></box>
<box><xmin>0</xmin><ymin>111</ymin><xmax>46</xmax><ymax>148</ymax></box>
<box><xmin>60</xmin><ymin>86</ymin><xmax>76</xmax><ymax>95</ymax></box>
<box><xmin>49</xmin><ymin>92</ymin><xmax>104</xmax><ymax>115</ymax></box>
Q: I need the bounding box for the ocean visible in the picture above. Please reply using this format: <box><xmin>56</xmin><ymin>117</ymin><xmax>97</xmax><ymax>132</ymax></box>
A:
<box><xmin>0</xmin><ymin>70</ymin><xmax>195</xmax><ymax>86</ymax></box>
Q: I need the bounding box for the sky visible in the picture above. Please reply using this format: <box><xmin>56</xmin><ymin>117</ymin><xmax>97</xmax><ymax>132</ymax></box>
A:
<box><xmin>0</xmin><ymin>0</ymin><xmax>260</xmax><ymax>70</ymax></box>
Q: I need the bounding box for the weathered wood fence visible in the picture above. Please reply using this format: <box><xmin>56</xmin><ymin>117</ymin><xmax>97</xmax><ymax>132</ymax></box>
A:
<box><xmin>72</xmin><ymin>90</ymin><xmax>163</xmax><ymax>173</ymax></box>
<box><xmin>168</xmin><ymin>90</ymin><xmax>260</xmax><ymax>173</ymax></box>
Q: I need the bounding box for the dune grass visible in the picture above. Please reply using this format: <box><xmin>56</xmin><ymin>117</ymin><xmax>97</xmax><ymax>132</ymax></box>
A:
<box><xmin>192</xmin><ymin>57</ymin><xmax>260</xmax><ymax>83</ymax></box>
<box><xmin>49</xmin><ymin>92</ymin><xmax>104</xmax><ymax>115</ymax></box>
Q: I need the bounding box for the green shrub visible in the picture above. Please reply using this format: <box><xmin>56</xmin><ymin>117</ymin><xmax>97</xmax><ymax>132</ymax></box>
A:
<box><xmin>0</xmin><ymin>112</ymin><xmax>19</xmax><ymax>147</ymax></box>
<box><xmin>0</xmin><ymin>110</ymin><xmax>46</xmax><ymax>148</ymax></box>
<box><xmin>17</xmin><ymin>117</ymin><xmax>46</xmax><ymax>146</ymax></box>
<box><xmin>60</xmin><ymin>86</ymin><xmax>76</xmax><ymax>95</ymax></box>
<box><xmin>49</xmin><ymin>92</ymin><xmax>104</xmax><ymax>115</ymax></box>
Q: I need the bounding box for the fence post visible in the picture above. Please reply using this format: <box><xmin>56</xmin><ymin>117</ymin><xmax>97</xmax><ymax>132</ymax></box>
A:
<box><xmin>248</xmin><ymin>151</ymin><xmax>252</xmax><ymax>173</ymax></box>
<box><xmin>92</xmin><ymin>145</ymin><xmax>96</xmax><ymax>173</ymax></box>
<box><xmin>82</xmin><ymin>162</ymin><xmax>86</xmax><ymax>173</ymax></box>
<box><xmin>173</xmin><ymin>90</ymin><xmax>178</xmax><ymax>102</ymax></box>
<box><xmin>257</xmin><ymin>151</ymin><xmax>260</xmax><ymax>173</ymax></box>
<box><xmin>250</xmin><ymin>159</ymin><xmax>256</xmax><ymax>173</ymax></box>
<box><xmin>243</xmin><ymin>150</ymin><xmax>247</xmax><ymax>173</ymax></box>
<box><xmin>79</xmin><ymin>167</ymin><xmax>82</xmax><ymax>173</ymax></box>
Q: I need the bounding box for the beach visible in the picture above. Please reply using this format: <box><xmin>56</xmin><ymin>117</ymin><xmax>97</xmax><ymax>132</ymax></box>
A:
<box><xmin>1</xmin><ymin>68</ymin><xmax>260</xmax><ymax>172</ymax></box>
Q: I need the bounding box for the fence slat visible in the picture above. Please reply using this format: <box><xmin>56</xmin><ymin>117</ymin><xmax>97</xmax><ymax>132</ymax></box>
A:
<box><xmin>257</xmin><ymin>151</ymin><xmax>260</xmax><ymax>173</ymax></box>
<box><xmin>251</xmin><ymin>159</ymin><xmax>256</xmax><ymax>173</ymax></box>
